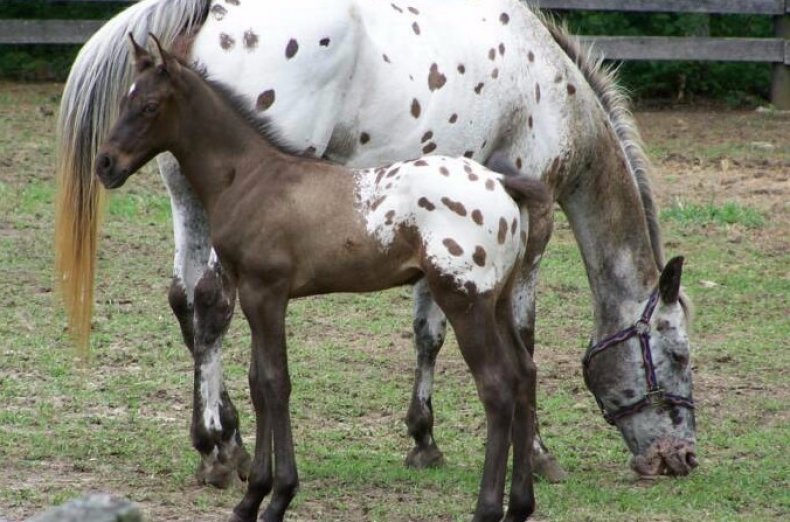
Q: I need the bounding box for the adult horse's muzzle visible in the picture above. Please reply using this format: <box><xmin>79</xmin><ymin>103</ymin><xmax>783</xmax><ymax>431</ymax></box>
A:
<box><xmin>630</xmin><ymin>437</ymin><xmax>698</xmax><ymax>477</ymax></box>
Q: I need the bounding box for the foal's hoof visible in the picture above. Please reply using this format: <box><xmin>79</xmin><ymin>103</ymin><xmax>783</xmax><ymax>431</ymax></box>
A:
<box><xmin>404</xmin><ymin>443</ymin><xmax>444</xmax><ymax>469</ymax></box>
<box><xmin>231</xmin><ymin>443</ymin><xmax>252</xmax><ymax>482</ymax></box>
<box><xmin>196</xmin><ymin>460</ymin><xmax>235</xmax><ymax>489</ymax></box>
<box><xmin>533</xmin><ymin>452</ymin><xmax>568</xmax><ymax>483</ymax></box>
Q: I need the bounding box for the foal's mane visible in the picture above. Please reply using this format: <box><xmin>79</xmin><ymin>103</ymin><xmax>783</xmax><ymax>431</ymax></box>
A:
<box><xmin>182</xmin><ymin>59</ymin><xmax>305</xmax><ymax>158</ymax></box>
<box><xmin>538</xmin><ymin>14</ymin><xmax>665</xmax><ymax>270</ymax></box>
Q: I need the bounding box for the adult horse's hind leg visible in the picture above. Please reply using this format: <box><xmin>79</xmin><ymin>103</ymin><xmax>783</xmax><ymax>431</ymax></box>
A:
<box><xmin>404</xmin><ymin>278</ymin><xmax>447</xmax><ymax>468</ymax></box>
<box><xmin>158</xmin><ymin>154</ymin><xmax>250</xmax><ymax>488</ymax></box>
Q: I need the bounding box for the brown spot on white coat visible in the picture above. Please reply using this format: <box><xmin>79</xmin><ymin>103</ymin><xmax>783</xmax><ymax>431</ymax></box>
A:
<box><xmin>285</xmin><ymin>39</ymin><xmax>299</xmax><ymax>59</ymax></box>
<box><xmin>256</xmin><ymin>89</ymin><xmax>275</xmax><ymax>111</ymax></box>
<box><xmin>442</xmin><ymin>238</ymin><xmax>463</xmax><ymax>256</ymax></box>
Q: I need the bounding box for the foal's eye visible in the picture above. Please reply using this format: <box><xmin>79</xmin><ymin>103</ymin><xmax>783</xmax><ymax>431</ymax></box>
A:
<box><xmin>142</xmin><ymin>103</ymin><xmax>159</xmax><ymax>115</ymax></box>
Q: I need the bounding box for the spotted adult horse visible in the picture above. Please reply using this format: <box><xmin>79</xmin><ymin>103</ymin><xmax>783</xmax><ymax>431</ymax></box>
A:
<box><xmin>55</xmin><ymin>0</ymin><xmax>698</xmax><ymax>486</ymax></box>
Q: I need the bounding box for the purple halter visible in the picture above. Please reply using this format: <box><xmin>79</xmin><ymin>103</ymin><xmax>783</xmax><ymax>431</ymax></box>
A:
<box><xmin>582</xmin><ymin>289</ymin><xmax>695</xmax><ymax>426</ymax></box>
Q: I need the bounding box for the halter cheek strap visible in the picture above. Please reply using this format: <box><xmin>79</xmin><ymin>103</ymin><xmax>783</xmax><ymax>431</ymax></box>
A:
<box><xmin>582</xmin><ymin>290</ymin><xmax>695</xmax><ymax>426</ymax></box>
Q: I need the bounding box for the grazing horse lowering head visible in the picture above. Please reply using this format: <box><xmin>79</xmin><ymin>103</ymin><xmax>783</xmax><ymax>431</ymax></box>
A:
<box><xmin>582</xmin><ymin>257</ymin><xmax>697</xmax><ymax>476</ymax></box>
<box><xmin>96</xmin><ymin>35</ymin><xmax>180</xmax><ymax>189</ymax></box>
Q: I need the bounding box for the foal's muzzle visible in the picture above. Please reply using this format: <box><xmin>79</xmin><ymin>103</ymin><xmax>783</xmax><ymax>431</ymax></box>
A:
<box><xmin>95</xmin><ymin>152</ymin><xmax>130</xmax><ymax>189</ymax></box>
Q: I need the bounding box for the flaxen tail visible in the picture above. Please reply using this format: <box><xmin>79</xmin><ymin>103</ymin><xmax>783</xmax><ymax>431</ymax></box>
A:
<box><xmin>54</xmin><ymin>0</ymin><xmax>210</xmax><ymax>353</ymax></box>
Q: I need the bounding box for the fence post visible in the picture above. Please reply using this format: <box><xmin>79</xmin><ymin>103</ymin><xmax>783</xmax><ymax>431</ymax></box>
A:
<box><xmin>771</xmin><ymin>4</ymin><xmax>790</xmax><ymax>109</ymax></box>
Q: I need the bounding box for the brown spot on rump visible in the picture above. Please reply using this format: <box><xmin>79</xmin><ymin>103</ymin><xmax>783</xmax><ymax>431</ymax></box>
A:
<box><xmin>554</xmin><ymin>73</ymin><xmax>563</xmax><ymax>83</ymax></box>
<box><xmin>498</xmin><ymin>43</ymin><xmax>506</xmax><ymax>56</ymax></box>
<box><xmin>474</xmin><ymin>82</ymin><xmax>484</xmax><ymax>94</ymax></box>
<box><xmin>422</xmin><ymin>142</ymin><xmax>437</xmax><ymax>154</ymax></box>
<box><xmin>498</xmin><ymin>218</ymin><xmax>508</xmax><ymax>244</ymax></box>
<box><xmin>421</xmin><ymin>131</ymin><xmax>433</xmax><ymax>143</ymax></box>
<box><xmin>468</xmin><ymin>172</ymin><xmax>479</xmax><ymax>181</ymax></box>
<box><xmin>383</xmin><ymin>53</ymin><xmax>391</xmax><ymax>63</ymax></box>
<box><xmin>488</xmin><ymin>48</ymin><xmax>496</xmax><ymax>61</ymax></box>
<box><xmin>414</xmin><ymin>160</ymin><xmax>429</xmax><ymax>167</ymax></box>
<box><xmin>386</xmin><ymin>166</ymin><xmax>400</xmax><ymax>178</ymax></box>
<box><xmin>442</xmin><ymin>238</ymin><xmax>464</xmax><ymax>256</ymax></box>
<box><xmin>500</xmin><ymin>13</ymin><xmax>510</xmax><ymax>24</ymax></box>
<box><xmin>243</xmin><ymin>30</ymin><xmax>259</xmax><ymax>50</ymax></box>
<box><xmin>511</xmin><ymin>217</ymin><xmax>518</xmax><ymax>235</ymax></box>
<box><xmin>535</xmin><ymin>83</ymin><xmax>541</xmax><ymax>103</ymax></box>
<box><xmin>375</xmin><ymin>169</ymin><xmax>387</xmax><ymax>184</ymax></box>
<box><xmin>411</xmin><ymin>98</ymin><xmax>421</xmax><ymax>118</ymax></box>
<box><xmin>567</xmin><ymin>84</ymin><xmax>577</xmax><ymax>95</ymax></box>
<box><xmin>528</xmin><ymin>51</ymin><xmax>535</xmax><ymax>62</ymax></box>
<box><xmin>370</xmin><ymin>196</ymin><xmax>387</xmax><ymax>211</ymax></box>
<box><xmin>225</xmin><ymin>0</ymin><xmax>240</xmax><ymax>5</ymax></box>
<box><xmin>418</xmin><ymin>197</ymin><xmax>436</xmax><ymax>211</ymax></box>
<box><xmin>285</xmin><ymin>38</ymin><xmax>299</xmax><ymax>59</ymax></box>
<box><xmin>449</xmin><ymin>113</ymin><xmax>458</xmax><ymax>124</ymax></box>
<box><xmin>428</xmin><ymin>63</ymin><xmax>447</xmax><ymax>91</ymax></box>
<box><xmin>210</xmin><ymin>4</ymin><xmax>227</xmax><ymax>20</ymax></box>
<box><xmin>516</xmin><ymin>157</ymin><xmax>523</xmax><ymax>170</ymax></box>
<box><xmin>408</xmin><ymin>6</ymin><xmax>420</xmax><ymax>14</ymax></box>
<box><xmin>412</xmin><ymin>22</ymin><xmax>421</xmax><ymax>35</ymax></box>
<box><xmin>320</xmin><ymin>37</ymin><xmax>331</xmax><ymax>47</ymax></box>
<box><xmin>391</xmin><ymin>3</ymin><xmax>403</xmax><ymax>13</ymax></box>
<box><xmin>463</xmin><ymin>164</ymin><xmax>474</xmax><ymax>175</ymax></box>
<box><xmin>439</xmin><ymin>166</ymin><xmax>450</xmax><ymax>176</ymax></box>
<box><xmin>528</xmin><ymin>115</ymin><xmax>533</xmax><ymax>128</ymax></box>
<box><xmin>471</xmin><ymin>209</ymin><xmax>484</xmax><ymax>225</ymax></box>
<box><xmin>220</xmin><ymin>33</ymin><xmax>235</xmax><ymax>51</ymax></box>
<box><xmin>457</xmin><ymin>64</ymin><xmax>466</xmax><ymax>74</ymax></box>
<box><xmin>491</xmin><ymin>68</ymin><xmax>499</xmax><ymax>79</ymax></box>
<box><xmin>473</xmin><ymin>246</ymin><xmax>487</xmax><ymax>267</ymax></box>
<box><xmin>256</xmin><ymin>89</ymin><xmax>275</xmax><ymax>111</ymax></box>
<box><xmin>360</xmin><ymin>132</ymin><xmax>370</xmax><ymax>144</ymax></box>
<box><xmin>463</xmin><ymin>150</ymin><xmax>474</xmax><ymax>158</ymax></box>
<box><xmin>441</xmin><ymin>197</ymin><xmax>467</xmax><ymax>217</ymax></box>
<box><xmin>485</xmin><ymin>179</ymin><xmax>496</xmax><ymax>191</ymax></box>
<box><xmin>385</xmin><ymin>210</ymin><xmax>396</xmax><ymax>225</ymax></box>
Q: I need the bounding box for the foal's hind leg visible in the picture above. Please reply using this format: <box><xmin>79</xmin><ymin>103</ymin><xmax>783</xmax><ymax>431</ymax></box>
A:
<box><xmin>404</xmin><ymin>278</ymin><xmax>447</xmax><ymax>468</ymax></box>
<box><xmin>158</xmin><ymin>154</ymin><xmax>250</xmax><ymax>488</ymax></box>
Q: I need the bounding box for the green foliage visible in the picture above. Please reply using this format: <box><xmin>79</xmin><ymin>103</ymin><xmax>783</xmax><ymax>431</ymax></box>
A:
<box><xmin>661</xmin><ymin>201</ymin><xmax>766</xmax><ymax>229</ymax></box>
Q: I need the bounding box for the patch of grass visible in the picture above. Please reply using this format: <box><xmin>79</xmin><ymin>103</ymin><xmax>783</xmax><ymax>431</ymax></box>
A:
<box><xmin>661</xmin><ymin>201</ymin><xmax>765</xmax><ymax>228</ymax></box>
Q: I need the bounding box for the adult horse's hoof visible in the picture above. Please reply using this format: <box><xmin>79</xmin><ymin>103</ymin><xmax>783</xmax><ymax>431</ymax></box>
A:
<box><xmin>404</xmin><ymin>443</ymin><xmax>444</xmax><ymax>469</ymax></box>
<box><xmin>533</xmin><ymin>452</ymin><xmax>568</xmax><ymax>483</ymax></box>
<box><xmin>227</xmin><ymin>513</ymin><xmax>253</xmax><ymax>522</ymax></box>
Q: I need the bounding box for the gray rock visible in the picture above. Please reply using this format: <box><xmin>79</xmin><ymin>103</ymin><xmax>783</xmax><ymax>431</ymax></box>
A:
<box><xmin>26</xmin><ymin>493</ymin><xmax>142</xmax><ymax>522</ymax></box>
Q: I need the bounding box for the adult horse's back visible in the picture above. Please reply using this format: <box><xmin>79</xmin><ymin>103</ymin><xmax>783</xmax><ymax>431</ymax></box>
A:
<box><xmin>56</xmin><ymin>0</ymin><xmax>697</xmax><ymax>487</ymax></box>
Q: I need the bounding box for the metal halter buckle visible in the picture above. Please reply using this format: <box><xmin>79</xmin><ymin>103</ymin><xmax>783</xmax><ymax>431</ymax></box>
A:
<box><xmin>634</xmin><ymin>318</ymin><xmax>650</xmax><ymax>335</ymax></box>
<box><xmin>646</xmin><ymin>388</ymin><xmax>665</xmax><ymax>406</ymax></box>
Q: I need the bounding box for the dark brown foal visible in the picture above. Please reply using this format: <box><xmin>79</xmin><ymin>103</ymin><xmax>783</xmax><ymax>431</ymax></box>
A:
<box><xmin>96</xmin><ymin>36</ymin><xmax>550</xmax><ymax>522</ymax></box>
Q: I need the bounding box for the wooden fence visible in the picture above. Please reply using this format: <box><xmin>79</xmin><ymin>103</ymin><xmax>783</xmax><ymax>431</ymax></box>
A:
<box><xmin>1</xmin><ymin>0</ymin><xmax>788</xmax><ymax>107</ymax></box>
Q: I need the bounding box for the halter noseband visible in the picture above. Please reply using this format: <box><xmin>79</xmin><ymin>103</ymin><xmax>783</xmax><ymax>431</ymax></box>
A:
<box><xmin>582</xmin><ymin>290</ymin><xmax>695</xmax><ymax>426</ymax></box>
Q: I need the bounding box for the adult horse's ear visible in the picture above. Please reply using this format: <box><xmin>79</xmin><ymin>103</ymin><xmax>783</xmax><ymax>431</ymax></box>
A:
<box><xmin>128</xmin><ymin>33</ymin><xmax>153</xmax><ymax>71</ymax></box>
<box><xmin>659</xmin><ymin>256</ymin><xmax>684</xmax><ymax>304</ymax></box>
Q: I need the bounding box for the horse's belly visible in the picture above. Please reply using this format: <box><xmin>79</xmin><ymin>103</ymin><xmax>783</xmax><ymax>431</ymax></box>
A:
<box><xmin>191</xmin><ymin>0</ymin><xmax>576</xmax><ymax>178</ymax></box>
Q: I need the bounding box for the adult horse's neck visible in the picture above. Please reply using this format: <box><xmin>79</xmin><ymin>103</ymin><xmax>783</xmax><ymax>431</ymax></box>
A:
<box><xmin>559</xmin><ymin>121</ymin><xmax>661</xmax><ymax>338</ymax></box>
<box><xmin>168</xmin><ymin>69</ymin><xmax>287</xmax><ymax>215</ymax></box>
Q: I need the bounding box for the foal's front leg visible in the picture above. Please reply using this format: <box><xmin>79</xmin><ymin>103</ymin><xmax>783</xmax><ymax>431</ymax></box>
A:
<box><xmin>158</xmin><ymin>154</ymin><xmax>250</xmax><ymax>487</ymax></box>
<box><xmin>233</xmin><ymin>278</ymin><xmax>298</xmax><ymax>522</ymax></box>
<box><xmin>405</xmin><ymin>278</ymin><xmax>448</xmax><ymax>468</ymax></box>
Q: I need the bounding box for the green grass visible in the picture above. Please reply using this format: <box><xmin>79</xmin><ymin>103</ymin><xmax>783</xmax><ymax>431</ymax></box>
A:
<box><xmin>1</xmin><ymin>83</ymin><xmax>788</xmax><ymax>521</ymax></box>
<box><xmin>662</xmin><ymin>201</ymin><xmax>765</xmax><ymax>229</ymax></box>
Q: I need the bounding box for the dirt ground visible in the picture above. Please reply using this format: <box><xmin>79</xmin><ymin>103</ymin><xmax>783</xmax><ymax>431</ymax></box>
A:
<box><xmin>1</xmin><ymin>79</ymin><xmax>788</xmax><ymax>521</ymax></box>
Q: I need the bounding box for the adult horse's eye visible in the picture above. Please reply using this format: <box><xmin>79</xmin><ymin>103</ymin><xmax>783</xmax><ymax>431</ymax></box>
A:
<box><xmin>142</xmin><ymin>102</ymin><xmax>158</xmax><ymax>115</ymax></box>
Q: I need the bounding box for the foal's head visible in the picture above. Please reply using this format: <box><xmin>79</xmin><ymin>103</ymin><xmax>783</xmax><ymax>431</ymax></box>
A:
<box><xmin>96</xmin><ymin>35</ymin><xmax>185</xmax><ymax>188</ymax></box>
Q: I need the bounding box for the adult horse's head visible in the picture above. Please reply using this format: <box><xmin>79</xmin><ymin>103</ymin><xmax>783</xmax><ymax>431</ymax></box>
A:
<box><xmin>583</xmin><ymin>257</ymin><xmax>697</xmax><ymax>477</ymax></box>
<box><xmin>96</xmin><ymin>34</ymin><xmax>182</xmax><ymax>189</ymax></box>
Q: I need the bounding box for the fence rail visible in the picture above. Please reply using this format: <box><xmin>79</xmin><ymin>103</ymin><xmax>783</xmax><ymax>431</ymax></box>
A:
<box><xmin>1</xmin><ymin>0</ymin><xmax>789</xmax><ymax>106</ymax></box>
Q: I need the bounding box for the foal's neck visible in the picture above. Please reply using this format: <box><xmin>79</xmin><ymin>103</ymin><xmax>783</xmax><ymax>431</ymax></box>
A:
<box><xmin>168</xmin><ymin>71</ymin><xmax>285</xmax><ymax>213</ymax></box>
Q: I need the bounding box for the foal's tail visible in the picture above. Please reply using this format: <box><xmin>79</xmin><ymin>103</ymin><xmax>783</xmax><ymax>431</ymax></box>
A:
<box><xmin>54</xmin><ymin>0</ymin><xmax>210</xmax><ymax>352</ymax></box>
<box><xmin>489</xmin><ymin>155</ymin><xmax>553</xmax><ymax>232</ymax></box>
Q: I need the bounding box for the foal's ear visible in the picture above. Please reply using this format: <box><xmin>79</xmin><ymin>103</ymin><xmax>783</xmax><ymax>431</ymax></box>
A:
<box><xmin>128</xmin><ymin>33</ymin><xmax>154</xmax><ymax>72</ymax></box>
<box><xmin>659</xmin><ymin>256</ymin><xmax>684</xmax><ymax>304</ymax></box>
<box><xmin>149</xmin><ymin>33</ymin><xmax>179</xmax><ymax>75</ymax></box>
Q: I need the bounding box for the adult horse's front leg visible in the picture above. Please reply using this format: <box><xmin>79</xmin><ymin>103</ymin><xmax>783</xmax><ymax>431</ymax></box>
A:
<box><xmin>404</xmin><ymin>278</ymin><xmax>447</xmax><ymax>468</ymax></box>
<box><xmin>233</xmin><ymin>278</ymin><xmax>298</xmax><ymax>522</ymax></box>
<box><xmin>158</xmin><ymin>154</ymin><xmax>250</xmax><ymax>488</ymax></box>
<box><xmin>512</xmin><ymin>206</ymin><xmax>568</xmax><ymax>483</ymax></box>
